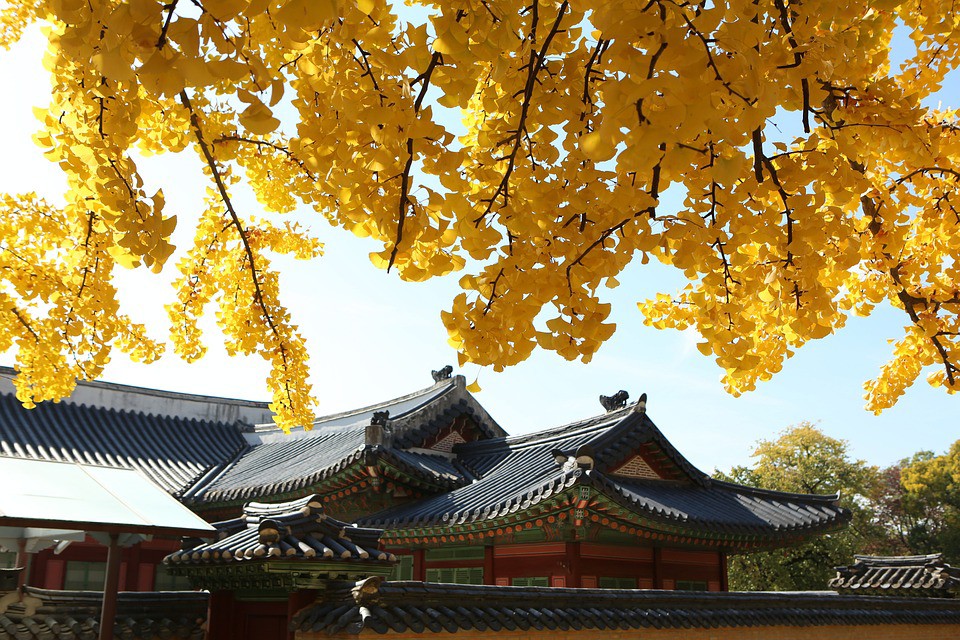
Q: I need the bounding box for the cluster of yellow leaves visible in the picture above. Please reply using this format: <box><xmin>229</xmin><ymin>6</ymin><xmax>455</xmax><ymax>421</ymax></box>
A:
<box><xmin>1</xmin><ymin>0</ymin><xmax>959</xmax><ymax>426</ymax></box>
<box><xmin>0</xmin><ymin>193</ymin><xmax>162</xmax><ymax>406</ymax></box>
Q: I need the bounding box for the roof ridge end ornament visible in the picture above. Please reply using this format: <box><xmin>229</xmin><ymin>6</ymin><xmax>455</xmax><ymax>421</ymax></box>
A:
<box><xmin>431</xmin><ymin>365</ymin><xmax>453</xmax><ymax>382</ymax></box>
<box><xmin>599</xmin><ymin>390</ymin><xmax>629</xmax><ymax>412</ymax></box>
<box><xmin>353</xmin><ymin>576</ymin><xmax>383</xmax><ymax>604</ymax></box>
<box><xmin>633</xmin><ymin>393</ymin><xmax>648</xmax><ymax>414</ymax></box>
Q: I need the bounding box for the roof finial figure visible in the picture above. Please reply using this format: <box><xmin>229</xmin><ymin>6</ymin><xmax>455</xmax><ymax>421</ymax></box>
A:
<box><xmin>371</xmin><ymin>410</ymin><xmax>390</xmax><ymax>426</ymax></box>
<box><xmin>599</xmin><ymin>390</ymin><xmax>629</xmax><ymax>412</ymax></box>
<box><xmin>432</xmin><ymin>365</ymin><xmax>453</xmax><ymax>382</ymax></box>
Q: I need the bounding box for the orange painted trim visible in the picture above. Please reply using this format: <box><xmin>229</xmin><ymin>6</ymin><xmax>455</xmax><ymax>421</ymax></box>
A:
<box><xmin>494</xmin><ymin>543</ymin><xmax>566</xmax><ymax>557</ymax></box>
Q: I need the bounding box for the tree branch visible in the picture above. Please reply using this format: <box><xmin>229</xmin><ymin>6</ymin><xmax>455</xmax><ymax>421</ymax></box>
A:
<box><xmin>157</xmin><ymin>0</ymin><xmax>179</xmax><ymax>50</ymax></box>
<box><xmin>179</xmin><ymin>90</ymin><xmax>295</xmax><ymax>408</ymax></box>
<box><xmin>474</xmin><ymin>0</ymin><xmax>569</xmax><ymax>225</ymax></box>
<box><xmin>386</xmin><ymin>10</ymin><xmax>465</xmax><ymax>273</ymax></box>
<box><xmin>213</xmin><ymin>135</ymin><xmax>317</xmax><ymax>181</ymax></box>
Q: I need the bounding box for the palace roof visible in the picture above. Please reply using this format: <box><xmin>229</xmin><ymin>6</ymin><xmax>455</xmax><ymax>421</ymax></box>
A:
<box><xmin>0</xmin><ymin>391</ymin><xmax>246</xmax><ymax>496</ymax></box>
<box><xmin>0</xmin><ymin>370</ymin><xmax>847</xmax><ymax>548</ymax></box>
<box><xmin>0</xmin><ymin>373</ymin><xmax>500</xmax><ymax>508</ymax></box>
<box><xmin>294</xmin><ymin>577</ymin><xmax>960</xmax><ymax>635</ymax></box>
<box><xmin>164</xmin><ymin>495</ymin><xmax>396</xmax><ymax>592</ymax></box>
<box><xmin>829</xmin><ymin>554</ymin><xmax>960</xmax><ymax>597</ymax></box>
<box><xmin>165</xmin><ymin>495</ymin><xmax>393</xmax><ymax>565</ymax></box>
<box><xmin>0</xmin><ymin>587</ymin><xmax>207</xmax><ymax>640</ymax></box>
<box><xmin>361</xmin><ymin>404</ymin><xmax>848</xmax><ymax>545</ymax></box>
<box><xmin>189</xmin><ymin>375</ymin><xmax>502</xmax><ymax>506</ymax></box>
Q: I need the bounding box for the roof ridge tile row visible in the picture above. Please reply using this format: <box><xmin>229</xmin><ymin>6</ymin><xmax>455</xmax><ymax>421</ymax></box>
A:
<box><xmin>294</xmin><ymin>578</ymin><xmax>960</xmax><ymax>635</ymax></box>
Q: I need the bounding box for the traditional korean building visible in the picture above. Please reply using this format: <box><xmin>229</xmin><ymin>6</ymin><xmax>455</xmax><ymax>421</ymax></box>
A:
<box><xmin>0</xmin><ymin>365</ymin><xmax>847</xmax><ymax>593</ymax></box>
<box><xmin>164</xmin><ymin>495</ymin><xmax>395</xmax><ymax>639</ymax></box>
<box><xmin>162</xmin><ymin>498</ymin><xmax>960</xmax><ymax>640</ymax></box>
<box><xmin>360</xmin><ymin>395</ymin><xmax>848</xmax><ymax>590</ymax></box>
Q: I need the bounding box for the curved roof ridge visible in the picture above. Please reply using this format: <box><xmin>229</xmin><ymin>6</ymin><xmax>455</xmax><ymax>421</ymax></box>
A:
<box><xmin>463</xmin><ymin>405</ymin><xmax>710</xmax><ymax>486</ymax></box>
<box><xmin>458</xmin><ymin>405</ymin><xmax>635</xmax><ymax>453</ymax></box>
<box><xmin>250</xmin><ymin>377</ymin><xmax>459</xmax><ymax>433</ymax></box>
<box><xmin>585</xmin><ymin>469</ymin><xmax>850</xmax><ymax>535</ymax></box>
<box><xmin>244</xmin><ymin>493</ymin><xmax>323</xmax><ymax>516</ymax></box>
<box><xmin>586</xmin><ymin>411</ymin><xmax>709</xmax><ymax>485</ymax></box>
<box><xmin>710</xmin><ymin>477</ymin><xmax>841</xmax><ymax>503</ymax></box>
<box><xmin>0</xmin><ymin>365</ymin><xmax>268</xmax><ymax>408</ymax></box>
<box><xmin>852</xmin><ymin>553</ymin><xmax>945</xmax><ymax>565</ymax></box>
<box><xmin>165</xmin><ymin>495</ymin><xmax>392</xmax><ymax>568</ymax></box>
<box><xmin>0</xmin><ymin>388</ymin><xmax>245</xmax><ymax>431</ymax></box>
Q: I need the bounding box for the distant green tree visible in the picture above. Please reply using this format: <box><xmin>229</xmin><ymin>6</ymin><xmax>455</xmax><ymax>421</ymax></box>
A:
<box><xmin>715</xmin><ymin>423</ymin><xmax>882</xmax><ymax>591</ymax></box>
<box><xmin>868</xmin><ymin>454</ymin><xmax>936</xmax><ymax>556</ymax></box>
<box><xmin>894</xmin><ymin>442</ymin><xmax>960</xmax><ymax>563</ymax></box>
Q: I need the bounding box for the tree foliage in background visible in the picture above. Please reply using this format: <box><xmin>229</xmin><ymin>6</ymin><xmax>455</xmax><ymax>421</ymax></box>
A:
<box><xmin>721</xmin><ymin>426</ymin><xmax>960</xmax><ymax>590</ymax></box>
<box><xmin>2</xmin><ymin>0</ymin><xmax>960</xmax><ymax>428</ymax></box>
<box><xmin>893</xmin><ymin>442</ymin><xmax>960</xmax><ymax>561</ymax></box>
<box><xmin>717</xmin><ymin>424</ymin><xmax>881</xmax><ymax>591</ymax></box>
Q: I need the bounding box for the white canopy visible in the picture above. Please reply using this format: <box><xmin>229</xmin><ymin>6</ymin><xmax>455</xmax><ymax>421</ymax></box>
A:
<box><xmin>0</xmin><ymin>457</ymin><xmax>215</xmax><ymax>640</ymax></box>
<box><xmin>0</xmin><ymin>457</ymin><xmax>214</xmax><ymax>537</ymax></box>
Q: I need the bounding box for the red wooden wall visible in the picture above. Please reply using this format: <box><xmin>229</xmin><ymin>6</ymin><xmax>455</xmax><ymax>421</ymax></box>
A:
<box><xmin>24</xmin><ymin>537</ymin><xmax>180</xmax><ymax>591</ymax></box>
<box><xmin>387</xmin><ymin>542</ymin><xmax>726</xmax><ymax>590</ymax></box>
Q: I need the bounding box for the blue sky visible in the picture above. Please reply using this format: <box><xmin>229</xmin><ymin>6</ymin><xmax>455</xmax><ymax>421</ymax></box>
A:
<box><xmin>0</xmin><ymin>21</ymin><xmax>957</xmax><ymax>476</ymax></box>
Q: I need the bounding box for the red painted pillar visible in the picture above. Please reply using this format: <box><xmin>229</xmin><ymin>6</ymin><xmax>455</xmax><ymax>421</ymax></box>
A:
<box><xmin>565</xmin><ymin>542</ymin><xmax>581</xmax><ymax>587</ymax></box>
<box><xmin>287</xmin><ymin>590</ymin><xmax>317</xmax><ymax>640</ymax></box>
<box><xmin>98</xmin><ymin>534</ymin><xmax>122</xmax><ymax>640</ymax></box>
<box><xmin>45</xmin><ymin>558</ymin><xmax>65</xmax><ymax>590</ymax></box>
<box><xmin>483</xmin><ymin>546</ymin><xmax>495</xmax><ymax>585</ymax></box>
<box><xmin>30</xmin><ymin>550</ymin><xmax>47</xmax><ymax>588</ymax></box>
<box><xmin>720</xmin><ymin>551</ymin><xmax>729</xmax><ymax>591</ymax></box>
<box><xmin>413</xmin><ymin>549</ymin><xmax>426</xmax><ymax>582</ymax></box>
<box><xmin>653</xmin><ymin>547</ymin><xmax>663</xmax><ymax>589</ymax></box>
<box><xmin>207</xmin><ymin>591</ymin><xmax>236</xmax><ymax>640</ymax></box>
<box><xmin>125</xmin><ymin>544</ymin><xmax>141</xmax><ymax>591</ymax></box>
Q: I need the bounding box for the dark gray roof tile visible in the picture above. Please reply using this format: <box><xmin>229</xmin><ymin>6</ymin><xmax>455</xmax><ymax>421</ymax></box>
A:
<box><xmin>0</xmin><ymin>392</ymin><xmax>246</xmax><ymax>496</ymax></box>
<box><xmin>193</xmin><ymin>378</ymin><xmax>501</xmax><ymax>505</ymax></box>
<box><xmin>362</xmin><ymin>408</ymin><xmax>848</xmax><ymax>540</ymax></box>
<box><xmin>194</xmin><ymin>425</ymin><xmax>367</xmax><ymax>504</ymax></box>
<box><xmin>830</xmin><ymin>554</ymin><xmax>960</xmax><ymax>596</ymax></box>
<box><xmin>0</xmin><ymin>588</ymin><xmax>207</xmax><ymax>640</ymax></box>
<box><xmin>165</xmin><ymin>495</ymin><xmax>393</xmax><ymax>566</ymax></box>
<box><xmin>295</xmin><ymin>578</ymin><xmax>960</xmax><ymax>635</ymax></box>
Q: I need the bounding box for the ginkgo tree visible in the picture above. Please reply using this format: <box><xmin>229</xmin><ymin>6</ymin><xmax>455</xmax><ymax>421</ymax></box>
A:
<box><xmin>1</xmin><ymin>0</ymin><xmax>958</xmax><ymax>430</ymax></box>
